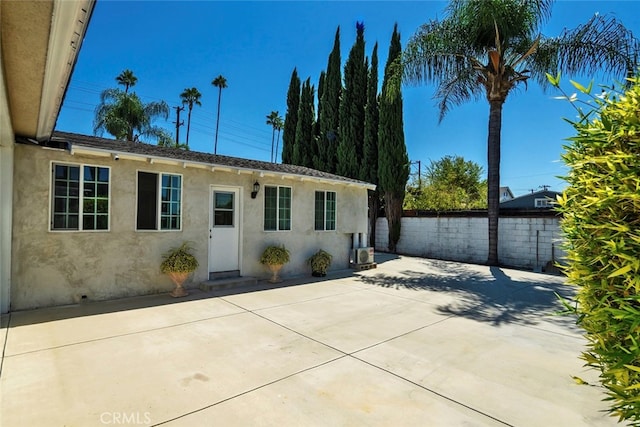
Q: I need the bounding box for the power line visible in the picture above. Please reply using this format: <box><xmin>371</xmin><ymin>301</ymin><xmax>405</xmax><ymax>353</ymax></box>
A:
<box><xmin>188</xmin><ymin>128</ymin><xmax>270</xmax><ymax>153</ymax></box>
<box><xmin>63</xmin><ymin>80</ymin><xmax>274</xmax><ymax>146</ymax></box>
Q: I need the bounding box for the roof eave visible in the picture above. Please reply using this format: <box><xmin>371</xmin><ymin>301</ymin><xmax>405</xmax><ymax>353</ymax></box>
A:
<box><xmin>69</xmin><ymin>144</ymin><xmax>376</xmax><ymax>190</ymax></box>
<box><xmin>37</xmin><ymin>1</ymin><xmax>95</xmax><ymax>140</ymax></box>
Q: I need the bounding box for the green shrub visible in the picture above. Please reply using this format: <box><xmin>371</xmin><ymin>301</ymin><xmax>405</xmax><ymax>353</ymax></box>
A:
<box><xmin>259</xmin><ymin>245</ymin><xmax>290</xmax><ymax>265</ymax></box>
<box><xmin>160</xmin><ymin>242</ymin><xmax>199</xmax><ymax>274</ymax></box>
<box><xmin>307</xmin><ymin>249</ymin><xmax>333</xmax><ymax>275</ymax></box>
<box><xmin>552</xmin><ymin>73</ymin><xmax>640</xmax><ymax>424</ymax></box>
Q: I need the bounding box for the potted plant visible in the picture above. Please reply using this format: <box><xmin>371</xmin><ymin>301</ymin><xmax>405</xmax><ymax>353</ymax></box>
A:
<box><xmin>307</xmin><ymin>249</ymin><xmax>332</xmax><ymax>277</ymax></box>
<box><xmin>259</xmin><ymin>245</ymin><xmax>290</xmax><ymax>283</ymax></box>
<box><xmin>160</xmin><ymin>242</ymin><xmax>199</xmax><ymax>297</ymax></box>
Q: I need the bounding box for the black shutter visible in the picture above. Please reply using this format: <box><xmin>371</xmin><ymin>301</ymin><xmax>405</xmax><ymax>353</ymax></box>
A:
<box><xmin>137</xmin><ymin>172</ymin><xmax>158</xmax><ymax>230</ymax></box>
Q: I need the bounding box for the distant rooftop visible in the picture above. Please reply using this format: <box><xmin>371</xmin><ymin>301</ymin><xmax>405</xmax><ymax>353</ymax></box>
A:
<box><xmin>500</xmin><ymin>189</ymin><xmax>561</xmax><ymax>209</ymax></box>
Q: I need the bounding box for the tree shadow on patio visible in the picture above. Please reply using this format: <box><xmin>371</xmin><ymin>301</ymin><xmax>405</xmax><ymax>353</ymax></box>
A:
<box><xmin>356</xmin><ymin>258</ymin><xmax>581</xmax><ymax>334</ymax></box>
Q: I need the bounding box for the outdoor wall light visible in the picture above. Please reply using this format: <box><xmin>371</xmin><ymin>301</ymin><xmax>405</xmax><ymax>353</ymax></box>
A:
<box><xmin>251</xmin><ymin>181</ymin><xmax>260</xmax><ymax>199</ymax></box>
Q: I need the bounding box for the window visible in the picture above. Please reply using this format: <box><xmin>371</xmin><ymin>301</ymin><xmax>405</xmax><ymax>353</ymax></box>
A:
<box><xmin>137</xmin><ymin>172</ymin><xmax>182</xmax><ymax>230</ymax></box>
<box><xmin>51</xmin><ymin>163</ymin><xmax>110</xmax><ymax>231</ymax></box>
<box><xmin>264</xmin><ymin>186</ymin><xmax>291</xmax><ymax>231</ymax></box>
<box><xmin>214</xmin><ymin>192</ymin><xmax>234</xmax><ymax>226</ymax></box>
<box><xmin>535</xmin><ymin>198</ymin><xmax>552</xmax><ymax>208</ymax></box>
<box><xmin>315</xmin><ymin>191</ymin><xmax>336</xmax><ymax>231</ymax></box>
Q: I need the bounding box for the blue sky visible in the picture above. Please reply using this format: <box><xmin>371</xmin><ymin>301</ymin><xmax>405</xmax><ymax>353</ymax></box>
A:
<box><xmin>56</xmin><ymin>1</ymin><xmax>640</xmax><ymax>196</ymax></box>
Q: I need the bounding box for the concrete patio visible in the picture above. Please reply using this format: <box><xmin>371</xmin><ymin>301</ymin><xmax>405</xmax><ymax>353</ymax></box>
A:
<box><xmin>0</xmin><ymin>254</ymin><xmax>617</xmax><ymax>426</ymax></box>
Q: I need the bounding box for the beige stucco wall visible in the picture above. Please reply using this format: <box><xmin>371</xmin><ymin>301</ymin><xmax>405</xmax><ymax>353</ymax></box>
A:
<box><xmin>12</xmin><ymin>144</ymin><xmax>369</xmax><ymax>310</ymax></box>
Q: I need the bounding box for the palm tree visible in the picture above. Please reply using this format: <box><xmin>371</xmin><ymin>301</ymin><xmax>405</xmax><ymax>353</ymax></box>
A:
<box><xmin>94</xmin><ymin>71</ymin><xmax>170</xmax><ymax>143</ymax></box>
<box><xmin>401</xmin><ymin>0</ymin><xmax>638</xmax><ymax>265</ymax></box>
<box><xmin>211</xmin><ymin>75</ymin><xmax>228</xmax><ymax>154</ymax></box>
<box><xmin>180</xmin><ymin>87</ymin><xmax>202</xmax><ymax>147</ymax></box>
<box><xmin>115</xmin><ymin>69</ymin><xmax>137</xmax><ymax>93</ymax></box>
<box><xmin>274</xmin><ymin>116</ymin><xmax>284</xmax><ymax>163</ymax></box>
<box><xmin>266</xmin><ymin>110</ymin><xmax>283</xmax><ymax>163</ymax></box>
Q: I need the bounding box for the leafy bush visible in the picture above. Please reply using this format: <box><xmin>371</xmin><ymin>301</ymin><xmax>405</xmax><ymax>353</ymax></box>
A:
<box><xmin>404</xmin><ymin>156</ymin><xmax>487</xmax><ymax>211</ymax></box>
<box><xmin>551</xmin><ymin>73</ymin><xmax>640</xmax><ymax>424</ymax></box>
<box><xmin>259</xmin><ymin>245</ymin><xmax>290</xmax><ymax>265</ymax></box>
<box><xmin>307</xmin><ymin>249</ymin><xmax>333</xmax><ymax>275</ymax></box>
<box><xmin>160</xmin><ymin>242</ymin><xmax>199</xmax><ymax>274</ymax></box>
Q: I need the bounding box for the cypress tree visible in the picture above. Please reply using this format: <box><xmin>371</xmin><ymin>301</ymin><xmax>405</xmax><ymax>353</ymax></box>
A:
<box><xmin>282</xmin><ymin>68</ymin><xmax>301</xmax><ymax>164</ymax></box>
<box><xmin>337</xmin><ymin>22</ymin><xmax>367</xmax><ymax>179</ymax></box>
<box><xmin>378</xmin><ymin>24</ymin><xmax>409</xmax><ymax>253</ymax></box>
<box><xmin>361</xmin><ymin>43</ymin><xmax>378</xmax><ymax>184</ymax></box>
<box><xmin>313</xmin><ymin>71</ymin><xmax>326</xmax><ymax>169</ymax></box>
<box><xmin>317</xmin><ymin>71</ymin><xmax>325</xmax><ymax>131</ymax></box>
<box><xmin>318</xmin><ymin>27</ymin><xmax>342</xmax><ymax>173</ymax></box>
<box><xmin>362</xmin><ymin>42</ymin><xmax>380</xmax><ymax>246</ymax></box>
<box><xmin>292</xmin><ymin>78</ymin><xmax>316</xmax><ymax>168</ymax></box>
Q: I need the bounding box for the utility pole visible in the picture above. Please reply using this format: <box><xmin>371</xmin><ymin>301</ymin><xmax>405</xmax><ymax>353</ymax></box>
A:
<box><xmin>410</xmin><ymin>160</ymin><xmax>422</xmax><ymax>187</ymax></box>
<box><xmin>173</xmin><ymin>106</ymin><xmax>185</xmax><ymax>145</ymax></box>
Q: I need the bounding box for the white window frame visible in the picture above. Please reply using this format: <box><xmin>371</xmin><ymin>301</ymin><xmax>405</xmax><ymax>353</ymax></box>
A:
<box><xmin>534</xmin><ymin>198</ymin><xmax>552</xmax><ymax>208</ymax></box>
<box><xmin>49</xmin><ymin>161</ymin><xmax>111</xmax><ymax>232</ymax></box>
<box><xmin>135</xmin><ymin>170</ymin><xmax>183</xmax><ymax>232</ymax></box>
<box><xmin>263</xmin><ymin>185</ymin><xmax>292</xmax><ymax>232</ymax></box>
<box><xmin>314</xmin><ymin>190</ymin><xmax>337</xmax><ymax>231</ymax></box>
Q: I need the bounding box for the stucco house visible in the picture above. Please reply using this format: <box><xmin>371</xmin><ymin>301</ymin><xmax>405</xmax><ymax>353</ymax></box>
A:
<box><xmin>11</xmin><ymin>132</ymin><xmax>372</xmax><ymax>309</ymax></box>
<box><xmin>1</xmin><ymin>1</ymin><xmax>373</xmax><ymax>312</ymax></box>
<box><xmin>1</xmin><ymin>0</ymin><xmax>96</xmax><ymax>313</ymax></box>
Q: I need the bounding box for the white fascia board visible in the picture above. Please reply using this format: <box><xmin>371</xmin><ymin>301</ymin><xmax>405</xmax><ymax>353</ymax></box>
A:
<box><xmin>0</xmin><ymin>65</ymin><xmax>13</xmax><ymax>148</ymax></box>
<box><xmin>71</xmin><ymin>144</ymin><xmax>375</xmax><ymax>190</ymax></box>
<box><xmin>37</xmin><ymin>1</ymin><xmax>95</xmax><ymax>140</ymax></box>
<box><xmin>0</xmin><ymin>75</ymin><xmax>13</xmax><ymax>312</ymax></box>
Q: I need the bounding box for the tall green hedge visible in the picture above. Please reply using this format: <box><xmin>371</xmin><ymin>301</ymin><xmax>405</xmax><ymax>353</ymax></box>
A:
<box><xmin>379</xmin><ymin>24</ymin><xmax>408</xmax><ymax>253</ymax></box>
<box><xmin>554</xmin><ymin>73</ymin><xmax>640</xmax><ymax>424</ymax></box>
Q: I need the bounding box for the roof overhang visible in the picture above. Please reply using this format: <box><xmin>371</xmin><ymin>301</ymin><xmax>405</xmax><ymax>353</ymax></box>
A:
<box><xmin>1</xmin><ymin>0</ymin><xmax>95</xmax><ymax>140</ymax></box>
<box><xmin>69</xmin><ymin>143</ymin><xmax>376</xmax><ymax>190</ymax></box>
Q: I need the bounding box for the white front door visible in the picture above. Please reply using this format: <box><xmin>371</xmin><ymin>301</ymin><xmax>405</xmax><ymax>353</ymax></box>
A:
<box><xmin>209</xmin><ymin>187</ymin><xmax>240</xmax><ymax>272</ymax></box>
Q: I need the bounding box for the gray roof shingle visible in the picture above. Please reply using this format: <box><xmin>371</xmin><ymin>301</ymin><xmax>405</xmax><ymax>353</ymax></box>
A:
<box><xmin>46</xmin><ymin>131</ymin><xmax>374</xmax><ymax>188</ymax></box>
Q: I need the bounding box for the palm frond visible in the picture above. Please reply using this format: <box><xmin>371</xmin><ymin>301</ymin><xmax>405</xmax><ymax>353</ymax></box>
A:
<box><xmin>403</xmin><ymin>19</ymin><xmax>479</xmax><ymax>86</ymax></box>
<box><xmin>93</xmin><ymin>103</ymin><xmax>112</xmax><ymax>135</ymax></box>
<box><xmin>434</xmin><ymin>67</ymin><xmax>484</xmax><ymax>122</ymax></box>
<box><xmin>180</xmin><ymin>87</ymin><xmax>202</xmax><ymax>108</ymax></box>
<box><xmin>115</xmin><ymin>69</ymin><xmax>137</xmax><ymax>92</ymax></box>
<box><xmin>537</xmin><ymin>14</ymin><xmax>639</xmax><ymax>84</ymax></box>
<box><xmin>512</xmin><ymin>36</ymin><xmax>540</xmax><ymax>68</ymax></box>
<box><xmin>446</xmin><ymin>0</ymin><xmax>553</xmax><ymax>51</ymax></box>
<box><xmin>266</xmin><ymin>110</ymin><xmax>281</xmax><ymax>126</ymax></box>
<box><xmin>212</xmin><ymin>75</ymin><xmax>228</xmax><ymax>89</ymax></box>
<box><xmin>144</xmin><ymin>100</ymin><xmax>170</xmax><ymax>121</ymax></box>
<box><xmin>99</xmin><ymin>88</ymin><xmax>124</xmax><ymax>103</ymax></box>
<box><xmin>403</xmin><ymin>17</ymin><xmax>486</xmax><ymax>119</ymax></box>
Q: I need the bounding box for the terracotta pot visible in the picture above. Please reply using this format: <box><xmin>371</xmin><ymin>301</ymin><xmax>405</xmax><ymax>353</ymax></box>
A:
<box><xmin>267</xmin><ymin>264</ymin><xmax>283</xmax><ymax>283</ymax></box>
<box><xmin>166</xmin><ymin>271</ymin><xmax>191</xmax><ymax>297</ymax></box>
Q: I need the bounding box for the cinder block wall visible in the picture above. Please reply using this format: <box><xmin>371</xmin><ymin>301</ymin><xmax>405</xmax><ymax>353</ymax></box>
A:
<box><xmin>375</xmin><ymin>216</ymin><xmax>565</xmax><ymax>270</ymax></box>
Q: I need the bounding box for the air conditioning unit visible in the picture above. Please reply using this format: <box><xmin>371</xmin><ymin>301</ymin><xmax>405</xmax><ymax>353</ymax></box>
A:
<box><xmin>354</xmin><ymin>247</ymin><xmax>374</xmax><ymax>265</ymax></box>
